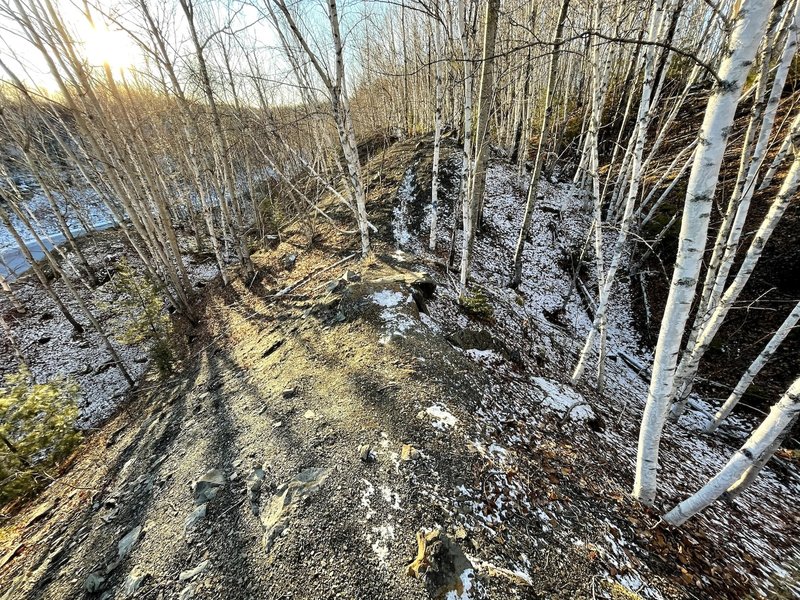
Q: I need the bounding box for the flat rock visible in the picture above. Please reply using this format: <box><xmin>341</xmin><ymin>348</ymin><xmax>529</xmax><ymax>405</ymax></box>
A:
<box><xmin>400</xmin><ymin>444</ymin><xmax>420</xmax><ymax>461</ymax></box>
<box><xmin>184</xmin><ymin>504</ymin><xmax>207</xmax><ymax>532</ymax></box>
<box><xmin>261</xmin><ymin>467</ymin><xmax>331</xmax><ymax>552</ymax></box>
<box><xmin>117</xmin><ymin>526</ymin><xmax>141</xmax><ymax>561</ymax></box>
<box><xmin>122</xmin><ymin>567</ymin><xmax>147</xmax><ymax>597</ymax></box>
<box><xmin>358</xmin><ymin>444</ymin><xmax>376</xmax><ymax>462</ymax></box>
<box><xmin>179</xmin><ymin>559</ymin><xmax>210</xmax><ymax>581</ymax></box>
<box><xmin>193</xmin><ymin>469</ymin><xmax>225</xmax><ymax>505</ymax></box>
<box><xmin>84</xmin><ymin>572</ymin><xmax>105</xmax><ymax>593</ymax></box>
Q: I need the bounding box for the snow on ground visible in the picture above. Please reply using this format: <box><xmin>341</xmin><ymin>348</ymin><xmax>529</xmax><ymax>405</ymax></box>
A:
<box><xmin>370</xmin><ymin>290</ymin><xmax>420</xmax><ymax>344</ymax></box>
<box><xmin>532</xmin><ymin>377</ymin><xmax>596</xmax><ymax>422</ymax></box>
<box><xmin>392</xmin><ymin>166</ymin><xmax>416</xmax><ymax>249</ymax></box>
<box><xmin>388</xmin><ymin>159</ymin><xmax>800</xmax><ymax>598</ymax></box>
<box><xmin>0</xmin><ymin>233</ymin><xmax>220</xmax><ymax>428</ymax></box>
<box><xmin>423</xmin><ymin>404</ymin><xmax>459</xmax><ymax>430</ymax></box>
<box><xmin>0</xmin><ymin>183</ymin><xmax>113</xmax><ymax>277</ymax></box>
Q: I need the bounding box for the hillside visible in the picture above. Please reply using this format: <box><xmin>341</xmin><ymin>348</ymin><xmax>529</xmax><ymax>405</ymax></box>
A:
<box><xmin>1</xmin><ymin>140</ymin><xmax>797</xmax><ymax>600</ymax></box>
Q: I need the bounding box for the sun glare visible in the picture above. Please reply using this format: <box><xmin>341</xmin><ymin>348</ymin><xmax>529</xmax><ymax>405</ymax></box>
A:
<box><xmin>81</xmin><ymin>25</ymin><xmax>138</xmax><ymax>71</ymax></box>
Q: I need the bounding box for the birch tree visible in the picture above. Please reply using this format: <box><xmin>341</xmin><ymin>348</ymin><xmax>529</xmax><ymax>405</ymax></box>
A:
<box><xmin>572</xmin><ymin>0</ymin><xmax>669</xmax><ymax>387</ymax></box>
<box><xmin>633</xmin><ymin>0</ymin><xmax>775</xmax><ymax>506</ymax></box>
<box><xmin>460</xmin><ymin>0</ymin><xmax>499</xmax><ymax>290</ymax></box>
<box><xmin>269</xmin><ymin>0</ymin><xmax>373</xmax><ymax>255</ymax></box>
<box><xmin>669</xmin><ymin>147</ymin><xmax>800</xmax><ymax>419</ymax></box>
<box><xmin>510</xmin><ymin>0</ymin><xmax>571</xmax><ymax>288</ymax></box>
<box><xmin>707</xmin><ymin>299</ymin><xmax>800</xmax><ymax>432</ymax></box>
<box><xmin>429</xmin><ymin>17</ymin><xmax>445</xmax><ymax>250</ymax></box>
<box><xmin>663</xmin><ymin>376</ymin><xmax>800</xmax><ymax>525</ymax></box>
<box><xmin>670</xmin><ymin>2</ymin><xmax>799</xmax><ymax>418</ymax></box>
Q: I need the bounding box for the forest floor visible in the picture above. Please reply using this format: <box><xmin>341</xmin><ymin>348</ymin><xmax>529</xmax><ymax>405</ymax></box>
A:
<box><xmin>0</xmin><ymin>227</ymin><xmax>219</xmax><ymax>428</ymax></box>
<box><xmin>0</xmin><ymin>138</ymin><xmax>798</xmax><ymax>600</ymax></box>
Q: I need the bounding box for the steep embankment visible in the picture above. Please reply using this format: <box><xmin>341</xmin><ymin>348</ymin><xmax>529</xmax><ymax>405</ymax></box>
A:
<box><xmin>0</xmin><ymin>139</ymin><xmax>798</xmax><ymax>600</ymax></box>
<box><xmin>631</xmin><ymin>90</ymin><xmax>800</xmax><ymax>413</ymax></box>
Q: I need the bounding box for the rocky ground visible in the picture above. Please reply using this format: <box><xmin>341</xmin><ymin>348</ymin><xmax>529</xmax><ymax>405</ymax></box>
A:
<box><xmin>0</xmin><ymin>139</ymin><xmax>798</xmax><ymax>600</ymax></box>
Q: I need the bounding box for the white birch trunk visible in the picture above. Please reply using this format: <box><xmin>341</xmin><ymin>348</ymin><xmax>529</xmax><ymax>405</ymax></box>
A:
<box><xmin>759</xmin><ymin>110</ymin><xmax>800</xmax><ymax>189</ymax></box>
<box><xmin>691</xmin><ymin>5</ymin><xmax>797</xmax><ymax>336</ymax></box>
<box><xmin>460</xmin><ymin>0</ymin><xmax>499</xmax><ymax>289</ymax></box>
<box><xmin>669</xmin><ymin>151</ymin><xmax>800</xmax><ymax>419</ymax></box>
<box><xmin>572</xmin><ymin>0</ymin><xmax>666</xmax><ymax>386</ymax></box>
<box><xmin>724</xmin><ymin>414</ymin><xmax>798</xmax><ymax>499</ymax></box>
<box><xmin>707</xmin><ymin>299</ymin><xmax>800</xmax><ymax>432</ymax></box>
<box><xmin>455</xmin><ymin>0</ymin><xmax>473</xmax><ymax>290</ymax></box>
<box><xmin>663</xmin><ymin>377</ymin><xmax>800</xmax><ymax>525</ymax></box>
<box><xmin>510</xmin><ymin>0</ymin><xmax>571</xmax><ymax>288</ymax></box>
<box><xmin>632</xmin><ymin>0</ymin><xmax>774</xmax><ymax>505</ymax></box>
<box><xmin>639</xmin><ymin>144</ymin><xmax>696</xmax><ymax>227</ymax></box>
<box><xmin>429</xmin><ymin>20</ymin><xmax>444</xmax><ymax>251</ymax></box>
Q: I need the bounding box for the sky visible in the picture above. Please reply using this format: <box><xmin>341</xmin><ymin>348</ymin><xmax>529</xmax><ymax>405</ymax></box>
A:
<box><xmin>0</xmin><ymin>0</ymin><xmax>375</xmax><ymax>105</ymax></box>
<box><xmin>0</xmin><ymin>0</ymin><xmax>292</xmax><ymax>98</ymax></box>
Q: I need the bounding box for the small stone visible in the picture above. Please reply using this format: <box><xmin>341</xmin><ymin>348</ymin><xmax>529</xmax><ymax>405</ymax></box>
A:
<box><xmin>342</xmin><ymin>269</ymin><xmax>361</xmax><ymax>282</ymax></box>
<box><xmin>400</xmin><ymin>444</ymin><xmax>420</xmax><ymax>461</ymax></box>
<box><xmin>117</xmin><ymin>526</ymin><xmax>142</xmax><ymax>560</ymax></box>
<box><xmin>282</xmin><ymin>254</ymin><xmax>297</xmax><ymax>270</ymax></box>
<box><xmin>123</xmin><ymin>567</ymin><xmax>147</xmax><ymax>597</ymax></box>
<box><xmin>303</xmin><ymin>410</ymin><xmax>316</xmax><ymax>419</ymax></box>
<box><xmin>282</xmin><ymin>388</ymin><xmax>296</xmax><ymax>399</ymax></box>
<box><xmin>358</xmin><ymin>444</ymin><xmax>376</xmax><ymax>463</ymax></box>
<box><xmin>192</xmin><ymin>469</ymin><xmax>225</xmax><ymax>505</ymax></box>
<box><xmin>246</xmin><ymin>467</ymin><xmax>266</xmax><ymax>514</ymax></box>
<box><xmin>85</xmin><ymin>572</ymin><xmax>105</xmax><ymax>593</ymax></box>
<box><xmin>261</xmin><ymin>468</ymin><xmax>331</xmax><ymax>552</ymax></box>
<box><xmin>76</xmin><ymin>364</ymin><xmax>93</xmax><ymax>376</ymax></box>
<box><xmin>325</xmin><ymin>279</ymin><xmax>344</xmax><ymax>293</ymax></box>
<box><xmin>184</xmin><ymin>504</ymin><xmax>207</xmax><ymax>532</ymax></box>
<box><xmin>178</xmin><ymin>584</ymin><xmax>195</xmax><ymax>599</ymax></box>
<box><xmin>272</xmin><ymin>421</ymin><xmax>283</xmax><ymax>428</ymax></box>
<box><xmin>406</xmin><ymin>529</ymin><xmax>474</xmax><ymax>598</ymax></box>
<box><xmin>179</xmin><ymin>560</ymin><xmax>210</xmax><ymax>581</ymax></box>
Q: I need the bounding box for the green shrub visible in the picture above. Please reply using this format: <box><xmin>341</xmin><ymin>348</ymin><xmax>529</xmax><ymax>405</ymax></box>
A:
<box><xmin>111</xmin><ymin>259</ymin><xmax>175</xmax><ymax>375</ymax></box>
<box><xmin>459</xmin><ymin>287</ymin><xmax>495</xmax><ymax>321</ymax></box>
<box><xmin>0</xmin><ymin>368</ymin><xmax>80</xmax><ymax>505</ymax></box>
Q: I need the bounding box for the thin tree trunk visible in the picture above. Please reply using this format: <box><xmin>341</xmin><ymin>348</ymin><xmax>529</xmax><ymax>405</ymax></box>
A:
<box><xmin>509</xmin><ymin>0</ymin><xmax>570</xmax><ymax>288</ymax></box>
<box><xmin>429</xmin><ymin>20</ymin><xmax>445</xmax><ymax>251</ymax></box>
<box><xmin>707</xmin><ymin>299</ymin><xmax>800</xmax><ymax>432</ymax></box>
<box><xmin>460</xmin><ymin>0</ymin><xmax>499</xmax><ymax>290</ymax></box>
<box><xmin>724</xmin><ymin>414</ymin><xmax>798</xmax><ymax>499</ymax></box>
<box><xmin>669</xmin><ymin>149</ymin><xmax>800</xmax><ymax>419</ymax></box>
<box><xmin>633</xmin><ymin>0</ymin><xmax>774</xmax><ymax>506</ymax></box>
<box><xmin>663</xmin><ymin>377</ymin><xmax>800</xmax><ymax>525</ymax></box>
<box><xmin>572</xmin><ymin>0</ymin><xmax>667</xmax><ymax>386</ymax></box>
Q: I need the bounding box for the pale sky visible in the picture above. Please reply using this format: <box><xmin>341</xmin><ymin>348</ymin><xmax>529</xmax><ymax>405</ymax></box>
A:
<box><xmin>0</xmin><ymin>0</ymin><xmax>372</xmax><ymax>105</ymax></box>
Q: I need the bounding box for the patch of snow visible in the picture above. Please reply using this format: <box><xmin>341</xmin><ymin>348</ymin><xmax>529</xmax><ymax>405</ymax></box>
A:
<box><xmin>371</xmin><ymin>291</ymin><xmax>405</xmax><ymax>308</ymax></box>
<box><xmin>370</xmin><ymin>524</ymin><xmax>395</xmax><ymax>565</ymax></box>
<box><xmin>360</xmin><ymin>479</ymin><xmax>375</xmax><ymax>520</ymax></box>
<box><xmin>380</xmin><ymin>486</ymin><xmax>401</xmax><ymax>509</ymax></box>
<box><xmin>372</xmin><ymin>291</ymin><xmax>419</xmax><ymax>344</ymax></box>
<box><xmin>425</xmin><ymin>404</ymin><xmax>458</xmax><ymax>429</ymax></box>
<box><xmin>533</xmin><ymin>377</ymin><xmax>596</xmax><ymax>421</ymax></box>
<box><xmin>464</xmin><ymin>348</ymin><xmax>503</xmax><ymax>362</ymax></box>
<box><xmin>392</xmin><ymin>168</ymin><xmax>415</xmax><ymax>248</ymax></box>
<box><xmin>444</xmin><ymin>568</ymin><xmax>475</xmax><ymax>600</ymax></box>
<box><xmin>419</xmin><ymin>311</ymin><xmax>441</xmax><ymax>332</ymax></box>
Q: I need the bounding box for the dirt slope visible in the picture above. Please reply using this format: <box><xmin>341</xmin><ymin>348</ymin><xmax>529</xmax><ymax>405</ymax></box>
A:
<box><xmin>1</xmin><ymin>138</ymin><xmax>798</xmax><ymax>600</ymax></box>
